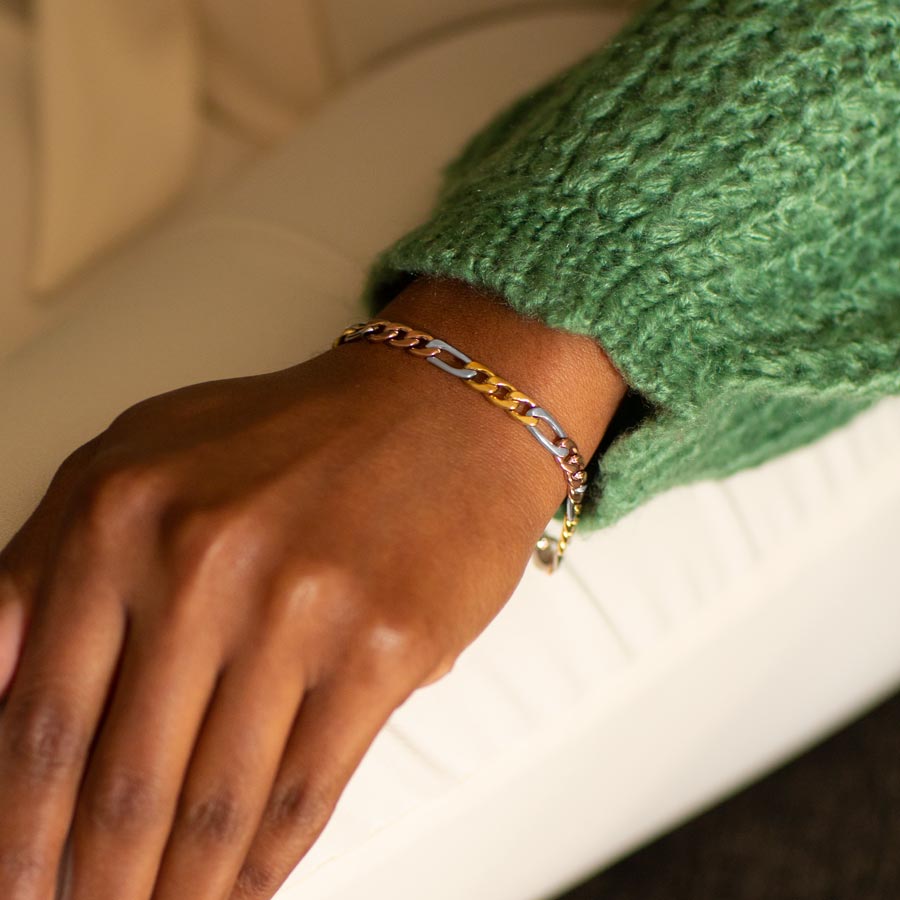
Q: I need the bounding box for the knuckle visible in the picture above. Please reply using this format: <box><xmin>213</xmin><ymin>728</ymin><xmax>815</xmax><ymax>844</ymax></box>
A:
<box><xmin>85</xmin><ymin>769</ymin><xmax>165</xmax><ymax>832</ymax></box>
<box><xmin>234</xmin><ymin>859</ymin><xmax>280</xmax><ymax>897</ymax></box>
<box><xmin>63</xmin><ymin>433</ymin><xmax>105</xmax><ymax>466</ymax></box>
<box><xmin>266</xmin><ymin>567</ymin><xmax>337</xmax><ymax>628</ymax></box>
<box><xmin>47</xmin><ymin>435</ymin><xmax>104</xmax><ymax>489</ymax></box>
<box><xmin>5</xmin><ymin>693</ymin><xmax>87</xmax><ymax>779</ymax></box>
<box><xmin>355</xmin><ymin>616</ymin><xmax>429</xmax><ymax>683</ymax></box>
<box><xmin>106</xmin><ymin>396</ymin><xmax>159</xmax><ymax>430</ymax></box>
<box><xmin>263</xmin><ymin>778</ymin><xmax>334</xmax><ymax>836</ymax></box>
<box><xmin>165</xmin><ymin>503</ymin><xmax>264</xmax><ymax>576</ymax></box>
<box><xmin>179</xmin><ymin>788</ymin><xmax>249</xmax><ymax>845</ymax></box>
<box><xmin>263</xmin><ymin>561</ymin><xmax>353</xmax><ymax>631</ymax></box>
<box><xmin>78</xmin><ymin>463</ymin><xmax>171</xmax><ymax>540</ymax></box>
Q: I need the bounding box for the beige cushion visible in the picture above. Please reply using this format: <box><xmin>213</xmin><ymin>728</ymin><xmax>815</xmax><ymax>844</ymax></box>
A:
<box><xmin>24</xmin><ymin>0</ymin><xmax>643</xmax><ymax>294</ymax></box>
<box><xmin>0</xmin><ymin>60</ymin><xmax>256</xmax><ymax>359</ymax></box>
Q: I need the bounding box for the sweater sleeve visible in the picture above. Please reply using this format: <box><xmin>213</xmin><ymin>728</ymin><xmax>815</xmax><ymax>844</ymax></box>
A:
<box><xmin>359</xmin><ymin>0</ymin><xmax>900</xmax><ymax>532</ymax></box>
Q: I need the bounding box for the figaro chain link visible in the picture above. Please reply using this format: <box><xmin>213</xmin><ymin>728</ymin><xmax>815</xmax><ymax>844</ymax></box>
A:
<box><xmin>332</xmin><ymin>319</ymin><xmax>590</xmax><ymax>572</ymax></box>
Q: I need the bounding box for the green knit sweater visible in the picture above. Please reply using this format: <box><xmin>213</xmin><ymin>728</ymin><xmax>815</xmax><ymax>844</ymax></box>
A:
<box><xmin>361</xmin><ymin>0</ymin><xmax>900</xmax><ymax>531</ymax></box>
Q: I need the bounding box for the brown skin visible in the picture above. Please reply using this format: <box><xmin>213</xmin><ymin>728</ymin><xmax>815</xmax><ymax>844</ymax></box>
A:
<box><xmin>0</xmin><ymin>276</ymin><xmax>627</xmax><ymax>900</ymax></box>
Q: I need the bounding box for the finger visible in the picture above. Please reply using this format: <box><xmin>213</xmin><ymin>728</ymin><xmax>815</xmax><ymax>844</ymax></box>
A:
<box><xmin>0</xmin><ymin>559</ymin><xmax>126</xmax><ymax>900</ymax></box>
<box><xmin>0</xmin><ymin>436</ymin><xmax>102</xmax><ymax>697</ymax></box>
<box><xmin>230</xmin><ymin>667</ymin><xmax>414</xmax><ymax>900</ymax></box>
<box><xmin>151</xmin><ymin>639</ymin><xmax>306</xmax><ymax>900</ymax></box>
<box><xmin>0</xmin><ymin>576</ymin><xmax>27</xmax><ymax>697</ymax></box>
<box><xmin>66</xmin><ymin>609</ymin><xmax>223</xmax><ymax>900</ymax></box>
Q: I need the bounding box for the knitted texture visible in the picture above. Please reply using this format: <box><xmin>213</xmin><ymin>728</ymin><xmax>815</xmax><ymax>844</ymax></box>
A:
<box><xmin>361</xmin><ymin>0</ymin><xmax>900</xmax><ymax>531</ymax></box>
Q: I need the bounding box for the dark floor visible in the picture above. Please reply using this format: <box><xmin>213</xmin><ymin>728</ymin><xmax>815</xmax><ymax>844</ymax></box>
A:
<box><xmin>557</xmin><ymin>688</ymin><xmax>900</xmax><ymax>899</ymax></box>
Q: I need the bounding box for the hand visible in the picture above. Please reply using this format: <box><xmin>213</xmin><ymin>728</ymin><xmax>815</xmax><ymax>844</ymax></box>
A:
<box><xmin>0</xmin><ymin>277</ymin><xmax>626</xmax><ymax>900</ymax></box>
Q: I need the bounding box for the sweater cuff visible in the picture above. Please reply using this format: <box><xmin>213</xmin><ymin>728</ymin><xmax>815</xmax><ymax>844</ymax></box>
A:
<box><xmin>358</xmin><ymin>0</ymin><xmax>900</xmax><ymax>531</ymax></box>
<box><xmin>358</xmin><ymin>201</ymin><xmax>875</xmax><ymax>531</ymax></box>
<box><xmin>358</xmin><ymin>196</ymin><xmax>671</xmax><ymax>529</ymax></box>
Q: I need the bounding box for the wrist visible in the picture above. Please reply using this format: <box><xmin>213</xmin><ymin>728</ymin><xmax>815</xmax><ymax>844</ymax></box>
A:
<box><xmin>370</xmin><ymin>276</ymin><xmax>628</xmax><ymax>527</ymax></box>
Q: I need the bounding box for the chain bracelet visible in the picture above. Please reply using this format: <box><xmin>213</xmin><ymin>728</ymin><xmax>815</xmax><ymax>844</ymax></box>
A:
<box><xmin>332</xmin><ymin>319</ymin><xmax>589</xmax><ymax>573</ymax></box>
